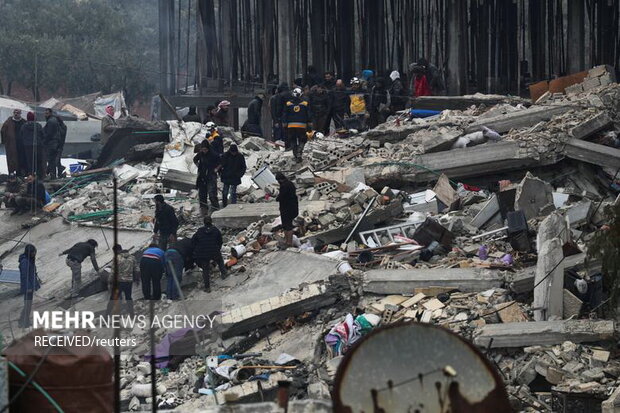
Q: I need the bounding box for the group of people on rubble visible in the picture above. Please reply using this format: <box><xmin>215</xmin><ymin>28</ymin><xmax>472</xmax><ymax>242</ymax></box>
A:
<box><xmin>1</xmin><ymin>108</ymin><xmax>68</xmax><ymax>180</ymax></box>
<box><xmin>192</xmin><ymin>122</ymin><xmax>247</xmax><ymax>214</ymax></box>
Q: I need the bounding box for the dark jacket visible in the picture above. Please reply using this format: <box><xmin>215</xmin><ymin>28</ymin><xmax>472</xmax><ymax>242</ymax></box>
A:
<box><xmin>193</xmin><ymin>151</ymin><xmax>221</xmax><ymax>184</ymax></box>
<box><xmin>19</xmin><ymin>253</ymin><xmax>41</xmax><ymax>294</ymax></box>
<box><xmin>63</xmin><ymin>242</ymin><xmax>99</xmax><ymax>270</ymax></box>
<box><xmin>330</xmin><ymin>88</ymin><xmax>351</xmax><ymax>115</ymax></box>
<box><xmin>283</xmin><ymin>97</ymin><xmax>312</xmax><ymax>129</ymax></box>
<box><xmin>246</xmin><ymin>96</ymin><xmax>263</xmax><ymax>125</ymax></box>
<box><xmin>212</xmin><ymin>108</ymin><xmax>229</xmax><ymax>127</ymax></box>
<box><xmin>25</xmin><ymin>181</ymin><xmax>46</xmax><ymax>205</ymax></box>
<box><xmin>172</xmin><ymin>238</ymin><xmax>195</xmax><ymax>269</ymax></box>
<box><xmin>270</xmin><ymin>83</ymin><xmax>289</xmax><ymax>121</ymax></box>
<box><xmin>43</xmin><ymin>116</ymin><xmax>61</xmax><ymax>146</ymax></box>
<box><xmin>276</xmin><ymin>179</ymin><xmax>299</xmax><ymax>219</ymax></box>
<box><xmin>309</xmin><ymin>88</ymin><xmax>331</xmax><ymax>116</ymax></box>
<box><xmin>192</xmin><ymin>224</ymin><xmax>223</xmax><ymax>259</ymax></box>
<box><xmin>389</xmin><ymin>78</ymin><xmax>407</xmax><ymax>110</ymax></box>
<box><xmin>154</xmin><ymin>202</ymin><xmax>179</xmax><ymax>234</ymax></box>
<box><xmin>207</xmin><ymin>133</ymin><xmax>224</xmax><ymax>156</ymax></box>
<box><xmin>369</xmin><ymin>84</ymin><xmax>389</xmax><ymax>111</ymax></box>
<box><xmin>19</xmin><ymin>122</ymin><xmax>44</xmax><ymax>147</ymax></box>
<box><xmin>220</xmin><ymin>151</ymin><xmax>247</xmax><ymax>185</ymax></box>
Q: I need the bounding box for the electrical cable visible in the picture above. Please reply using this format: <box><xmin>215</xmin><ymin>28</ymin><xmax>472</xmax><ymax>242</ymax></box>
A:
<box><xmin>0</xmin><ymin>346</ymin><xmax>57</xmax><ymax>413</ymax></box>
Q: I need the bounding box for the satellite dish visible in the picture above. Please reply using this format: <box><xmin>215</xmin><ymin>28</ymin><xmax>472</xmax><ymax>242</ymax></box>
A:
<box><xmin>333</xmin><ymin>322</ymin><xmax>510</xmax><ymax>413</ymax></box>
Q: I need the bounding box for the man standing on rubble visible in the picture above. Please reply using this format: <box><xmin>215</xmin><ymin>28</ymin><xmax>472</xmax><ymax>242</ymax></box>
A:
<box><xmin>43</xmin><ymin>109</ymin><xmax>63</xmax><ymax>179</ymax></box>
<box><xmin>107</xmin><ymin>244</ymin><xmax>139</xmax><ymax>316</ymax></box>
<box><xmin>60</xmin><ymin>239</ymin><xmax>100</xmax><ymax>297</ymax></box>
<box><xmin>308</xmin><ymin>84</ymin><xmax>331</xmax><ymax>134</ymax></box>
<box><xmin>153</xmin><ymin>194</ymin><xmax>179</xmax><ymax>250</ymax></box>
<box><xmin>220</xmin><ymin>144</ymin><xmax>246</xmax><ymax>207</ymax></box>
<box><xmin>204</xmin><ymin>122</ymin><xmax>224</xmax><ymax>156</ymax></box>
<box><xmin>19</xmin><ymin>112</ymin><xmax>45</xmax><ymax>178</ymax></box>
<box><xmin>212</xmin><ymin>100</ymin><xmax>230</xmax><ymax>127</ymax></box>
<box><xmin>18</xmin><ymin>244</ymin><xmax>40</xmax><ymax>328</ymax></box>
<box><xmin>276</xmin><ymin>172</ymin><xmax>298</xmax><ymax>248</ymax></box>
<box><xmin>241</xmin><ymin>91</ymin><xmax>264</xmax><ymax>138</ymax></box>
<box><xmin>330</xmin><ymin>79</ymin><xmax>350</xmax><ymax>130</ymax></box>
<box><xmin>283</xmin><ymin>87</ymin><xmax>312</xmax><ymax>163</ymax></box>
<box><xmin>1</xmin><ymin>109</ymin><xmax>26</xmax><ymax>176</ymax></box>
<box><xmin>389</xmin><ymin>71</ymin><xmax>407</xmax><ymax>112</ymax></box>
<box><xmin>140</xmin><ymin>243</ymin><xmax>165</xmax><ymax>300</ymax></box>
<box><xmin>348</xmin><ymin>77</ymin><xmax>368</xmax><ymax>131</ymax></box>
<box><xmin>100</xmin><ymin>105</ymin><xmax>118</xmax><ymax>146</ymax></box>
<box><xmin>193</xmin><ymin>141</ymin><xmax>221</xmax><ymax>213</ymax></box>
<box><xmin>368</xmin><ymin>77</ymin><xmax>390</xmax><ymax>129</ymax></box>
<box><xmin>164</xmin><ymin>242</ymin><xmax>184</xmax><ymax>300</ymax></box>
<box><xmin>192</xmin><ymin>216</ymin><xmax>227</xmax><ymax>293</ymax></box>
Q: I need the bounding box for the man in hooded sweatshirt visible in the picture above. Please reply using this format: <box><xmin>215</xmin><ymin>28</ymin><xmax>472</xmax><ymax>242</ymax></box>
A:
<box><xmin>389</xmin><ymin>71</ymin><xmax>408</xmax><ymax>112</ymax></box>
<box><xmin>18</xmin><ymin>244</ymin><xmax>40</xmax><ymax>328</ymax></box>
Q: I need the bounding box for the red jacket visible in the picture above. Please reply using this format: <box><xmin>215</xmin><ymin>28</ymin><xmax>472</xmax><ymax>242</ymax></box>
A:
<box><xmin>414</xmin><ymin>75</ymin><xmax>431</xmax><ymax>97</ymax></box>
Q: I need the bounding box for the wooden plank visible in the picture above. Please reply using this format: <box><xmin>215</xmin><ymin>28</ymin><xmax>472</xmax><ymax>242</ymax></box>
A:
<box><xmin>474</xmin><ymin>320</ymin><xmax>615</xmax><ymax>348</ymax></box>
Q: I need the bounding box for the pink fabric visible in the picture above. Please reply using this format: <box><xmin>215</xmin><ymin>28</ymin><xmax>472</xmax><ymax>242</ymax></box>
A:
<box><xmin>218</xmin><ymin>100</ymin><xmax>231</xmax><ymax>108</ymax></box>
<box><xmin>105</xmin><ymin>105</ymin><xmax>115</xmax><ymax>117</ymax></box>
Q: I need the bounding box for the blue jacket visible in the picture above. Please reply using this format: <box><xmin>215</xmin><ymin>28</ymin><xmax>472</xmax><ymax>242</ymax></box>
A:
<box><xmin>142</xmin><ymin>247</ymin><xmax>165</xmax><ymax>263</ymax></box>
<box><xmin>19</xmin><ymin>254</ymin><xmax>40</xmax><ymax>294</ymax></box>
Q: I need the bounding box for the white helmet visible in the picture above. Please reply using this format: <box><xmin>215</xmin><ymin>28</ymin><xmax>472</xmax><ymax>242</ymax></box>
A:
<box><xmin>314</xmin><ymin>132</ymin><xmax>325</xmax><ymax>140</ymax></box>
<box><xmin>350</xmin><ymin>77</ymin><xmax>361</xmax><ymax>85</ymax></box>
<box><xmin>206</xmin><ymin>121</ymin><xmax>217</xmax><ymax>132</ymax></box>
<box><xmin>292</xmin><ymin>87</ymin><xmax>303</xmax><ymax>98</ymax></box>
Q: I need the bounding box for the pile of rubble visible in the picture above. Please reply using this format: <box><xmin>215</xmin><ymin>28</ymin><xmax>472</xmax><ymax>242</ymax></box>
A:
<box><xmin>3</xmin><ymin>65</ymin><xmax>620</xmax><ymax>412</ymax></box>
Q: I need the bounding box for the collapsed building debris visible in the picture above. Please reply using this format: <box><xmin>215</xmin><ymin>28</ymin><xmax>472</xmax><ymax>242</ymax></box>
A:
<box><xmin>1</xmin><ymin>64</ymin><xmax>620</xmax><ymax>412</ymax></box>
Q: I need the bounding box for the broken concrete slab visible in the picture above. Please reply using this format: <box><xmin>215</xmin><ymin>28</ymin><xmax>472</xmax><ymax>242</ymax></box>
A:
<box><xmin>514</xmin><ymin>172</ymin><xmax>555</xmax><ymax>220</ymax></box>
<box><xmin>471</xmin><ymin>195</ymin><xmax>500</xmax><ymax>229</ymax></box>
<box><xmin>474</xmin><ymin>319</ymin><xmax>615</xmax><ymax>348</ymax></box>
<box><xmin>570</xmin><ymin>112</ymin><xmax>613</xmax><ymax>140</ymax></box>
<box><xmin>533</xmin><ymin>238</ymin><xmax>565</xmax><ymax>321</ymax></box>
<box><xmin>161</xmin><ymin>168</ymin><xmax>196</xmax><ymax>192</ymax></box>
<box><xmin>465</xmin><ymin>105</ymin><xmax>574</xmax><ymax>134</ymax></box>
<box><xmin>220</xmin><ymin>283</ymin><xmax>336</xmax><ymax>338</ymax></box>
<box><xmin>536</xmin><ymin>211</ymin><xmax>570</xmax><ymax>252</ymax></box>
<box><xmin>410</xmin><ymin>95</ymin><xmax>529</xmax><ymax>111</ymax></box>
<box><xmin>211</xmin><ymin>201</ymin><xmax>328</xmax><ymax>229</ymax></box>
<box><xmin>432</xmin><ymin>174</ymin><xmax>459</xmax><ymax>210</ymax></box>
<box><xmin>563</xmin><ymin>139</ymin><xmax>620</xmax><ymax>170</ymax></box>
<box><xmin>363</xmin><ymin>268</ymin><xmax>503</xmax><ymax>294</ymax></box>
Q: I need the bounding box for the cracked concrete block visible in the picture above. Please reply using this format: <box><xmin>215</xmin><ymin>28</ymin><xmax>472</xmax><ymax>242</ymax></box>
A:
<box><xmin>514</xmin><ymin>172</ymin><xmax>555</xmax><ymax>220</ymax></box>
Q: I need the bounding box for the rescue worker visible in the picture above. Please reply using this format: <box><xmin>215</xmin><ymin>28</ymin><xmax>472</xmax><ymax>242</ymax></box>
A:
<box><xmin>193</xmin><ymin>141</ymin><xmax>221</xmax><ymax>213</ymax></box>
<box><xmin>205</xmin><ymin>122</ymin><xmax>224</xmax><ymax>156</ymax></box>
<box><xmin>153</xmin><ymin>194</ymin><xmax>179</xmax><ymax>250</ymax></box>
<box><xmin>283</xmin><ymin>87</ymin><xmax>312</xmax><ymax>163</ymax></box>
<box><xmin>192</xmin><ymin>216</ymin><xmax>227</xmax><ymax>293</ymax></box>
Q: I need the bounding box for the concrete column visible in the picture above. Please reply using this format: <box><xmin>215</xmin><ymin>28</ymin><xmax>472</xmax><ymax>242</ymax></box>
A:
<box><xmin>567</xmin><ymin>0</ymin><xmax>585</xmax><ymax>74</ymax></box>
<box><xmin>277</xmin><ymin>0</ymin><xmax>293</xmax><ymax>85</ymax></box>
<box><xmin>446</xmin><ymin>0</ymin><xmax>467</xmax><ymax>95</ymax></box>
<box><xmin>159</xmin><ymin>0</ymin><xmax>176</xmax><ymax>96</ymax></box>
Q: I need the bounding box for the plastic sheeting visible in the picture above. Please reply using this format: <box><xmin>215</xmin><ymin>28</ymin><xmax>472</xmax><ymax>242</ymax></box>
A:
<box><xmin>160</xmin><ymin>121</ymin><xmax>209</xmax><ymax>174</ymax></box>
<box><xmin>93</xmin><ymin>91</ymin><xmax>127</xmax><ymax>119</ymax></box>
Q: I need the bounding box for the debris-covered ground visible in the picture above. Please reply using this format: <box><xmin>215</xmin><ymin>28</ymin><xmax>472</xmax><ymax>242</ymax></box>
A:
<box><xmin>1</xmin><ymin>65</ymin><xmax>620</xmax><ymax>412</ymax></box>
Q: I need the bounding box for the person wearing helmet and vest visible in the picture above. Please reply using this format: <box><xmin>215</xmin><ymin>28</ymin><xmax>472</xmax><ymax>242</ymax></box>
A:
<box><xmin>347</xmin><ymin>77</ymin><xmax>368</xmax><ymax>131</ymax></box>
<box><xmin>283</xmin><ymin>87</ymin><xmax>312</xmax><ymax>163</ymax></box>
<box><xmin>205</xmin><ymin>122</ymin><xmax>224</xmax><ymax>156</ymax></box>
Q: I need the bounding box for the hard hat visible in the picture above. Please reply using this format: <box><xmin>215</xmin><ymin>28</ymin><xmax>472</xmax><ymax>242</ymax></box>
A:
<box><xmin>350</xmin><ymin>77</ymin><xmax>361</xmax><ymax>85</ymax></box>
<box><xmin>206</xmin><ymin>121</ymin><xmax>216</xmax><ymax>131</ymax></box>
<box><xmin>292</xmin><ymin>87</ymin><xmax>303</xmax><ymax>98</ymax></box>
<box><xmin>314</xmin><ymin>132</ymin><xmax>325</xmax><ymax>140</ymax></box>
